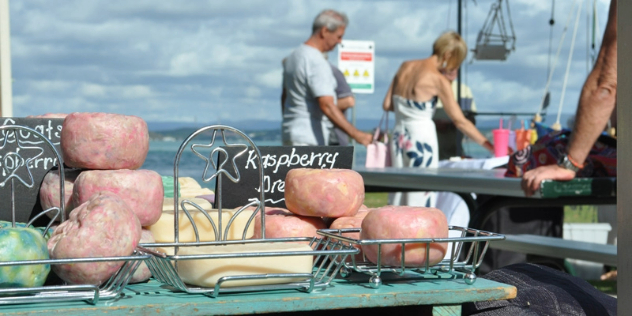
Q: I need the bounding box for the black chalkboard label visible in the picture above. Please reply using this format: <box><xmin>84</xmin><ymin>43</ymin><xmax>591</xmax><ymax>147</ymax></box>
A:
<box><xmin>217</xmin><ymin>146</ymin><xmax>354</xmax><ymax>209</ymax></box>
<box><xmin>0</xmin><ymin>117</ymin><xmax>65</xmax><ymax>223</ymax></box>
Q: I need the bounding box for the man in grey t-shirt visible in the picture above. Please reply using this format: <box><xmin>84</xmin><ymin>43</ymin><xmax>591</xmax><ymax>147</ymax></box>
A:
<box><xmin>281</xmin><ymin>9</ymin><xmax>371</xmax><ymax>146</ymax></box>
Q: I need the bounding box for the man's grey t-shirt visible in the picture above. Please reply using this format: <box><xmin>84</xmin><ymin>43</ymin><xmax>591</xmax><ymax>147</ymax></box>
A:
<box><xmin>282</xmin><ymin>44</ymin><xmax>337</xmax><ymax>146</ymax></box>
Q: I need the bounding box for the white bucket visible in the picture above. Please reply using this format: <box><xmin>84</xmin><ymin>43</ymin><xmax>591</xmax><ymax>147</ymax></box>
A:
<box><xmin>563</xmin><ymin>223</ymin><xmax>612</xmax><ymax>280</ymax></box>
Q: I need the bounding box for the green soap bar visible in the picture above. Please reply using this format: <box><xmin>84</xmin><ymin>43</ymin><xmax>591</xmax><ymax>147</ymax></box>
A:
<box><xmin>161</xmin><ymin>176</ymin><xmax>180</xmax><ymax>198</ymax></box>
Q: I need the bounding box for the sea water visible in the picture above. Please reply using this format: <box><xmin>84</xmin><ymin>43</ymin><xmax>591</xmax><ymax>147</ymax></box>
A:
<box><xmin>141</xmin><ymin>139</ymin><xmax>491</xmax><ymax>189</ymax></box>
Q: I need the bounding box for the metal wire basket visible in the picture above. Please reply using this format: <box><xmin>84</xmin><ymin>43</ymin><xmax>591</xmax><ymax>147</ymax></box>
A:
<box><xmin>0</xmin><ymin>125</ymin><xmax>150</xmax><ymax>305</ymax></box>
<box><xmin>144</xmin><ymin>236</ymin><xmax>357</xmax><ymax>298</ymax></box>
<box><xmin>317</xmin><ymin>226</ymin><xmax>505</xmax><ymax>288</ymax></box>
<box><xmin>143</xmin><ymin>125</ymin><xmax>358</xmax><ymax>297</ymax></box>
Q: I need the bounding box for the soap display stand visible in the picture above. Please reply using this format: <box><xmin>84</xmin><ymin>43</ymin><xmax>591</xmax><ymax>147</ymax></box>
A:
<box><xmin>317</xmin><ymin>226</ymin><xmax>504</xmax><ymax>288</ymax></box>
<box><xmin>143</xmin><ymin>125</ymin><xmax>358</xmax><ymax>298</ymax></box>
<box><xmin>0</xmin><ymin>125</ymin><xmax>150</xmax><ymax>305</ymax></box>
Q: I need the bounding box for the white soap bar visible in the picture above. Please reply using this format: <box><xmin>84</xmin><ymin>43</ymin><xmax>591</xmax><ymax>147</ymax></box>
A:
<box><xmin>180</xmin><ymin>188</ymin><xmax>214</xmax><ymax>199</ymax></box>
<box><xmin>149</xmin><ymin>208</ymin><xmax>254</xmax><ymax>242</ymax></box>
<box><xmin>162</xmin><ymin>197</ymin><xmax>213</xmax><ymax>212</ymax></box>
<box><xmin>178</xmin><ymin>177</ymin><xmax>202</xmax><ymax>189</ymax></box>
<box><xmin>175</xmin><ymin>242</ymin><xmax>314</xmax><ymax>287</ymax></box>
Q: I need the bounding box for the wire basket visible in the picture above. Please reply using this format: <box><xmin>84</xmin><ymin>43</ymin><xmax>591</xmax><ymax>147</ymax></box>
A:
<box><xmin>143</xmin><ymin>236</ymin><xmax>357</xmax><ymax>298</ymax></box>
<box><xmin>0</xmin><ymin>125</ymin><xmax>150</xmax><ymax>305</ymax></box>
<box><xmin>0</xmin><ymin>250</ymin><xmax>150</xmax><ymax>305</ymax></box>
<box><xmin>144</xmin><ymin>125</ymin><xmax>358</xmax><ymax>297</ymax></box>
<box><xmin>317</xmin><ymin>226</ymin><xmax>505</xmax><ymax>288</ymax></box>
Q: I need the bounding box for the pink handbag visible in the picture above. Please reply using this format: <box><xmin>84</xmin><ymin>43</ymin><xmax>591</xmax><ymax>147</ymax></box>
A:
<box><xmin>365</xmin><ymin>111</ymin><xmax>391</xmax><ymax>168</ymax></box>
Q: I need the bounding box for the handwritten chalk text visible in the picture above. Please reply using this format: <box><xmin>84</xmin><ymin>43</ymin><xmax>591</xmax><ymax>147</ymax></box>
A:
<box><xmin>245</xmin><ymin>148</ymin><xmax>339</xmax><ymax>173</ymax></box>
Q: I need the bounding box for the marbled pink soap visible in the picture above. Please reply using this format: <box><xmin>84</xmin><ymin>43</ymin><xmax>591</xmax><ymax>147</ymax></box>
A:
<box><xmin>61</xmin><ymin>112</ymin><xmax>149</xmax><ymax>169</ymax></box>
<box><xmin>360</xmin><ymin>206</ymin><xmax>448</xmax><ymax>267</ymax></box>
<box><xmin>71</xmin><ymin>169</ymin><xmax>163</xmax><ymax>226</ymax></box>
<box><xmin>48</xmin><ymin>192</ymin><xmax>141</xmax><ymax>285</ymax></box>
<box><xmin>284</xmin><ymin>168</ymin><xmax>364</xmax><ymax>218</ymax></box>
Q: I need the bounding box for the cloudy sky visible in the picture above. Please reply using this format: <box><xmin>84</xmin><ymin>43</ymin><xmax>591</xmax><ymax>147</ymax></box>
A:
<box><xmin>7</xmin><ymin>0</ymin><xmax>610</xmax><ymax>127</ymax></box>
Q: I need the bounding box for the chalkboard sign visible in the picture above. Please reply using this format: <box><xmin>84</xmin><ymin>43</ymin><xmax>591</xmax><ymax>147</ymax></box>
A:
<box><xmin>217</xmin><ymin>146</ymin><xmax>354</xmax><ymax>209</ymax></box>
<box><xmin>0</xmin><ymin>118</ymin><xmax>65</xmax><ymax>223</ymax></box>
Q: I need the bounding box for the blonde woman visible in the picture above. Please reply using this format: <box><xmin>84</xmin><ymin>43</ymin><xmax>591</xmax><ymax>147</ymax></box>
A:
<box><xmin>383</xmin><ymin>31</ymin><xmax>494</xmax><ymax>207</ymax></box>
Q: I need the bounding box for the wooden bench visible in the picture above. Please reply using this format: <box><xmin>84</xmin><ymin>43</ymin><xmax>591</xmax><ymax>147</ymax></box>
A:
<box><xmin>489</xmin><ymin>234</ymin><xmax>617</xmax><ymax>267</ymax></box>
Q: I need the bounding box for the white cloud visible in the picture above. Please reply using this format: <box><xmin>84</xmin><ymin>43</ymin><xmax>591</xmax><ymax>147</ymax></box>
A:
<box><xmin>245</xmin><ymin>86</ymin><xmax>262</xmax><ymax>99</ymax></box>
<box><xmin>255</xmin><ymin>69</ymin><xmax>282</xmax><ymax>89</ymax></box>
<box><xmin>7</xmin><ymin>0</ymin><xmax>613</xmax><ymax>127</ymax></box>
<box><xmin>81</xmin><ymin>83</ymin><xmax>106</xmax><ymax>97</ymax></box>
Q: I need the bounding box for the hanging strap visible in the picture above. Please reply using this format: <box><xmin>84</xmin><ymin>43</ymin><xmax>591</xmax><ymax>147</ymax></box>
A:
<box><xmin>373</xmin><ymin>111</ymin><xmax>389</xmax><ymax>142</ymax></box>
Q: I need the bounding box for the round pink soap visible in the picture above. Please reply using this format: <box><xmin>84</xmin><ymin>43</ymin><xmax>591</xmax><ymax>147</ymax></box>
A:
<box><xmin>360</xmin><ymin>206</ymin><xmax>448</xmax><ymax>267</ymax></box>
<box><xmin>48</xmin><ymin>192</ymin><xmax>142</xmax><ymax>285</ymax></box>
<box><xmin>252</xmin><ymin>208</ymin><xmax>326</xmax><ymax>240</ymax></box>
<box><xmin>39</xmin><ymin>169</ymin><xmax>80</xmax><ymax>220</ymax></box>
<box><xmin>284</xmin><ymin>168</ymin><xmax>364</xmax><ymax>218</ymax></box>
<box><xmin>61</xmin><ymin>112</ymin><xmax>149</xmax><ymax>169</ymax></box>
<box><xmin>71</xmin><ymin>169</ymin><xmax>163</xmax><ymax>226</ymax></box>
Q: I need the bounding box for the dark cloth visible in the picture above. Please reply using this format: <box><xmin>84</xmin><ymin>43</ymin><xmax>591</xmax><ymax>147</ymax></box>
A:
<box><xmin>463</xmin><ymin>263</ymin><xmax>617</xmax><ymax>316</ymax></box>
<box><xmin>477</xmin><ymin>202</ymin><xmax>565</xmax><ymax>275</ymax></box>
<box><xmin>329</xmin><ymin>64</ymin><xmax>353</xmax><ymax>146</ymax></box>
<box><xmin>505</xmin><ymin>126</ymin><xmax>616</xmax><ymax>178</ymax></box>
<box><xmin>433</xmin><ymin>107</ymin><xmax>476</xmax><ymax>159</ymax></box>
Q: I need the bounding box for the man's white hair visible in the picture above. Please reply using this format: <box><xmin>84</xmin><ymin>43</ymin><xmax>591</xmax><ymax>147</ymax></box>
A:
<box><xmin>312</xmin><ymin>9</ymin><xmax>348</xmax><ymax>35</ymax></box>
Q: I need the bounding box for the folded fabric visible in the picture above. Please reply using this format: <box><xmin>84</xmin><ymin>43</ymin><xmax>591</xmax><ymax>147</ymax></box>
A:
<box><xmin>505</xmin><ymin>128</ymin><xmax>616</xmax><ymax>178</ymax></box>
<box><xmin>463</xmin><ymin>263</ymin><xmax>617</xmax><ymax>316</ymax></box>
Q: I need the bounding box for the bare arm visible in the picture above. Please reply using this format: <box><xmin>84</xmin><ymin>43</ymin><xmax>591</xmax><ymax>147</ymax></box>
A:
<box><xmin>337</xmin><ymin>95</ymin><xmax>355</xmax><ymax>111</ymax></box>
<box><xmin>438</xmin><ymin>77</ymin><xmax>492</xmax><ymax>152</ymax></box>
<box><xmin>382</xmin><ymin>79</ymin><xmax>395</xmax><ymax>112</ymax></box>
<box><xmin>567</xmin><ymin>0</ymin><xmax>617</xmax><ymax>164</ymax></box>
<box><xmin>521</xmin><ymin>0</ymin><xmax>617</xmax><ymax>196</ymax></box>
<box><xmin>318</xmin><ymin>96</ymin><xmax>372</xmax><ymax>146</ymax></box>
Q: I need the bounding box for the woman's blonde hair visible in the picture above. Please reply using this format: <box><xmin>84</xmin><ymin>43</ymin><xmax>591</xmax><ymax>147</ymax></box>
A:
<box><xmin>432</xmin><ymin>31</ymin><xmax>467</xmax><ymax>70</ymax></box>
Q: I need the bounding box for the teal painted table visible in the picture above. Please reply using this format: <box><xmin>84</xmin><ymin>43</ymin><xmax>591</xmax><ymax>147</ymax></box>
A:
<box><xmin>0</xmin><ymin>273</ymin><xmax>516</xmax><ymax>315</ymax></box>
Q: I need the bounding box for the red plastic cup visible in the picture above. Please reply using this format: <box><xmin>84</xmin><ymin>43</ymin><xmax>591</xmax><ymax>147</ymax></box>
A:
<box><xmin>492</xmin><ymin>129</ymin><xmax>510</xmax><ymax>157</ymax></box>
<box><xmin>515</xmin><ymin>129</ymin><xmax>531</xmax><ymax>151</ymax></box>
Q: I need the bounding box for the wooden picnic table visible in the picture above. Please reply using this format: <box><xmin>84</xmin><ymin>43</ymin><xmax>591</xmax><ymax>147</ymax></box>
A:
<box><xmin>355</xmin><ymin>166</ymin><xmax>616</xmax><ymax>228</ymax></box>
<box><xmin>355</xmin><ymin>166</ymin><xmax>617</xmax><ymax>265</ymax></box>
<box><xmin>0</xmin><ymin>272</ymin><xmax>516</xmax><ymax>315</ymax></box>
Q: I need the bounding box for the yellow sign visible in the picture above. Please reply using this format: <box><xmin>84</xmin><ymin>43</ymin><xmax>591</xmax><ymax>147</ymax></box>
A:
<box><xmin>353</xmin><ymin>69</ymin><xmax>360</xmax><ymax>77</ymax></box>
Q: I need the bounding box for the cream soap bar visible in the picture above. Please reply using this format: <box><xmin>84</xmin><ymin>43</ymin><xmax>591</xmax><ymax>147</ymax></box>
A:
<box><xmin>176</xmin><ymin>242</ymin><xmax>314</xmax><ymax>287</ymax></box>
<box><xmin>179</xmin><ymin>187</ymin><xmax>214</xmax><ymax>199</ymax></box>
<box><xmin>149</xmin><ymin>208</ymin><xmax>255</xmax><ymax>242</ymax></box>
<box><xmin>162</xmin><ymin>197</ymin><xmax>213</xmax><ymax>212</ymax></box>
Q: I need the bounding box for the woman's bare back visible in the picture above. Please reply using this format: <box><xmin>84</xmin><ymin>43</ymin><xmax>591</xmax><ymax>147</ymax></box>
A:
<box><xmin>391</xmin><ymin>58</ymin><xmax>440</xmax><ymax>103</ymax></box>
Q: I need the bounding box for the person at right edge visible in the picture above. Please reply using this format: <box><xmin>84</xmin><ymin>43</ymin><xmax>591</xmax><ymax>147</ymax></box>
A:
<box><xmin>521</xmin><ymin>0</ymin><xmax>617</xmax><ymax>196</ymax></box>
<box><xmin>521</xmin><ymin>0</ymin><xmax>618</xmax><ymax>281</ymax></box>
<box><xmin>382</xmin><ymin>31</ymin><xmax>494</xmax><ymax>208</ymax></box>
<box><xmin>463</xmin><ymin>3</ymin><xmax>618</xmax><ymax>314</ymax></box>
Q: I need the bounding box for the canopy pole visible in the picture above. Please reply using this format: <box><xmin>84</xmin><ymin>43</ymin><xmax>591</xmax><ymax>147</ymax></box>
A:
<box><xmin>552</xmin><ymin>0</ymin><xmax>584</xmax><ymax>131</ymax></box>
<box><xmin>0</xmin><ymin>0</ymin><xmax>13</xmax><ymax>117</ymax></box>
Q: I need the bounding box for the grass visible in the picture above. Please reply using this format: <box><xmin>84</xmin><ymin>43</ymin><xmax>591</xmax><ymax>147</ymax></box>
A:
<box><xmin>363</xmin><ymin>192</ymin><xmax>389</xmax><ymax>208</ymax></box>
<box><xmin>589</xmin><ymin>280</ymin><xmax>617</xmax><ymax>296</ymax></box>
<box><xmin>564</xmin><ymin>205</ymin><xmax>599</xmax><ymax>223</ymax></box>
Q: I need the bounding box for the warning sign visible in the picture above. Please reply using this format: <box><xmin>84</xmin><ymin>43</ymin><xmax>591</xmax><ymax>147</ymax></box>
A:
<box><xmin>337</xmin><ymin>40</ymin><xmax>374</xmax><ymax>94</ymax></box>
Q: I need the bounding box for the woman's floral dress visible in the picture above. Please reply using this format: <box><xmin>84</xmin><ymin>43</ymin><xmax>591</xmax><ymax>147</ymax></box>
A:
<box><xmin>388</xmin><ymin>95</ymin><xmax>438</xmax><ymax>208</ymax></box>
